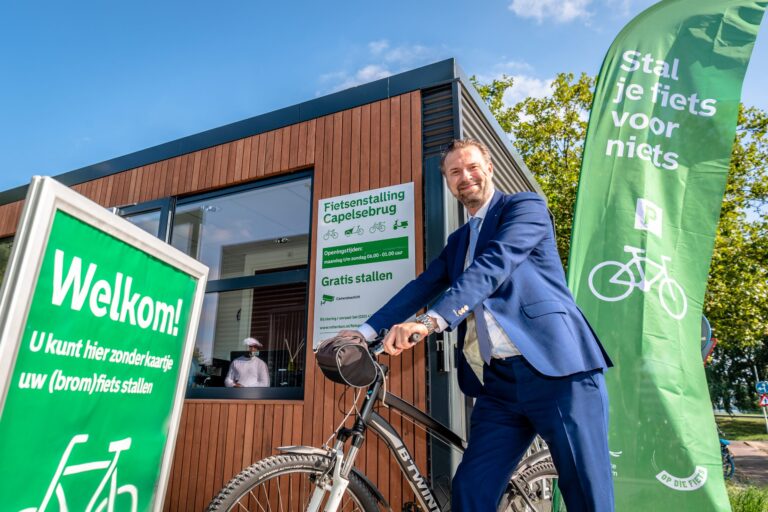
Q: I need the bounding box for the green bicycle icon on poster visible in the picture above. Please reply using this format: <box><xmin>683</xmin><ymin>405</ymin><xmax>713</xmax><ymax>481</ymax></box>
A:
<box><xmin>20</xmin><ymin>434</ymin><xmax>138</xmax><ymax>512</ymax></box>
<box><xmin>588</xmin><ymin>245</ymin><xmax>687</xmax><ymax>320</ymax></box>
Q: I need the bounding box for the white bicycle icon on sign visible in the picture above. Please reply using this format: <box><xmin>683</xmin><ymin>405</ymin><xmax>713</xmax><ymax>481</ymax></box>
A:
<box><xmin>21</xmin><ymin>434</ymin><xmax>138</xmax><ymax>512</ymax></box>
<box><xmin>588</xmin><ymin>245</ymin><xmax>687</xmax><ymax>320</ymax></box>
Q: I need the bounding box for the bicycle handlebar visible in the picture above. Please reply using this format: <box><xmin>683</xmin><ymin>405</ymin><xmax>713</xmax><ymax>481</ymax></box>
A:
<box><xmin>369</xmin><ymin>332</ymin><xmax>423</xmax><ymax>356</ymax></box>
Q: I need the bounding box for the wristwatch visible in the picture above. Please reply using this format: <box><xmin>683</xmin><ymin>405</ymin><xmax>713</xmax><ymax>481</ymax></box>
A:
<box><xmin>415</xmin><ymin>313</ymin><xmax>436</xmax><ymax>335</ymax></box>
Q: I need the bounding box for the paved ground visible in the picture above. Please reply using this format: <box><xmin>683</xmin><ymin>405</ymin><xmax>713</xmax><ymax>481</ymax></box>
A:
<box><xmin>730</xmin><ymin>441</ymin><xmax>768</xmax><ymax>486</ymax></box>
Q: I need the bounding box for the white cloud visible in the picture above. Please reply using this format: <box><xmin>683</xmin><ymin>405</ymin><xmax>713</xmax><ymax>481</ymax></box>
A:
<box><xmin>473</xmin><ymin>60</ymin><xmax>535</xmax><ymax>85</ymax></box>
<box><xmin>502</xmin><ymin>75</ymin><xmax>555</xmax><ymax>105</ymax></box>
<box><xmin>474</xmin><ymin>64</ymin><xmax>555</xmax><ymax>106</ymax></box>
<box><xmin>382</xmin><ymin>44</ymin><xmax>434</xmax><ymax>65</ymax></box>
<box><xmin>366</xmin><ymin>39</ymin><xmax>435</xmax><ymax>65</ymax></box>
<box><xmin>319</xmin><ymin>40</ymin><xmax>444</xmax><ymax>94</ymax></box>
<box><xmin>509</xmin><ymin>0</ymin><xmax>592</xmax><ymax>23</ymax></box>
<box><xmin>355</xmin><ymin>64</ymin><xmax>392</xmax><ymax>83</ymax></box>
<box><xmin>368</xmin><ymin>40</ymin><xmax>389</xmax><ymax>55</ymax></box>
<box><xmin>320</xmin><ymin>64</ymin><xmax>393</xmax><ymax>93</ymax></box>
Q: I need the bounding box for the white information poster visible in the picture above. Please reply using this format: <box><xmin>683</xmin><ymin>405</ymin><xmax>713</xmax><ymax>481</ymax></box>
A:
<box><xmin>313</xmin><ymin>182</ymin><xmax>416</xmax><ymax>348</ymax></box>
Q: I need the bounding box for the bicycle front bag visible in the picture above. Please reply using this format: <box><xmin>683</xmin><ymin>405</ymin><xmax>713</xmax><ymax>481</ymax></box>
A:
<box><xmin>315</xmin><ymin>334</ymin><xmax>378</xmax><ymax>388</ymax></box>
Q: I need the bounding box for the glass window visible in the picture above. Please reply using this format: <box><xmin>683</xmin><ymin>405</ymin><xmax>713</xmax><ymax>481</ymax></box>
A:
<box><xmin>118</xmin><ymin>174</ymin><xmax>312</xmax><ymax>400</ymax></box>
<box><xmin>118</xmin><ymin>198</ymin><xmax>172</xmax><ymax>241</ymax></box>
<box><xmin>189</xmin><ymin>283</ymin><xmax>307</xmax><ymax>394</ymax></box>
<box><xmin>125</xmin><ymin>210</ymin><xmax>161</xmax><ymax>237</ymax></box>
<box><xmin>171</xmin><ymin>179</ymin><xmax>311</xmax><ymax>280</ymax></box>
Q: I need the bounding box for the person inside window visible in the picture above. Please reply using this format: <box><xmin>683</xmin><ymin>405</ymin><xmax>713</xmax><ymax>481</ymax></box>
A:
<box><xmin>225</xmin><ymin>337</ymin><xmax>270</xmax><ymax>387</ymax></box>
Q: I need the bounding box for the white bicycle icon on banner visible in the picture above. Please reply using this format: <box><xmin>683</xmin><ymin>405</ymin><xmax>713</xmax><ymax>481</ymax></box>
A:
<box><xmin>588</xmin><ymin>245</ymin><xmax>687</xmax><ymax>320</ymax></box>
<box><xmin>21</xmin><ymin>434</ymin><xmax>138</xmax><ymax>512</ymax></box>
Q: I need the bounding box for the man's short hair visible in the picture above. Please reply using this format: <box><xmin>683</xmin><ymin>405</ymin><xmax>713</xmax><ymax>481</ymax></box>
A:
<box><xmin>439</xmin><ymin>139</ymin><xmax>493</xmax><ymax>173</ymax></box>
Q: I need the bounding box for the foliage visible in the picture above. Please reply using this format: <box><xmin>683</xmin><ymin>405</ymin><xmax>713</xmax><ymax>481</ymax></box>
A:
<box><xmin>708</xmin><ymin>339</ymin><xmax>768</xmax><ymax>414</ymax></box>
<box><xmin>705</xmin><ymin>106</ymin><xmax>768</xmax><ymax>411</ymax></box>
<box><xmin>727</xmin><ymin>484</ymin><xmax>768</xmax><ymax>512</ymax></box>
<box><xmin>0</xmin><ymin>238</ymin><xmax>12</xmax><ymax>289</ymax></box>
<box><xmin>705</xmin><ymin>105</ymin><xmax>768</xmax><ymax>350</ymax></box>
<box><xmin>471</xmin><ymin>73</ymin><xmax>593</xmax><ymax>268</ymax></box>
<box><xmin>471</xmin><ymin>75</ymin><xmax>768</xmax><ymax>407</ymax></box>
<box><xmin>716</xmin><ymin>414</ymin><xmax>768</xmax><ymax>441</ymax></box>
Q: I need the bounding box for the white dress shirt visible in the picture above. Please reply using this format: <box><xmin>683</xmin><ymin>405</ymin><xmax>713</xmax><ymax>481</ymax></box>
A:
<box><xmin>359</xmin><ymin>191</ymin><xmax>521</xmax><ymax>359</ymax></box>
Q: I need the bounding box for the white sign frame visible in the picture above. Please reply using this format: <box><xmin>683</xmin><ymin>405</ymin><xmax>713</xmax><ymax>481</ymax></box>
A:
<box><xmin>0</xmin><ymin>176</ymin><xmax>208</xmax><ymax>511</ymax></box>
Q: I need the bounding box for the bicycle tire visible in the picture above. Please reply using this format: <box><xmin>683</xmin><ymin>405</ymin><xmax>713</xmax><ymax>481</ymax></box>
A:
<box><xmin>206</xmin><ymin>454</ymin><xmax>379</xmax><ymax>512</ymax></box>
<box><xmin>499</xmin><ymin>460</ymin><xmax>558</xmax><ymax>512</ymax></box>
<box><xmin>723</xmin><ymin>452</ymin><xmax>735</xmax><ymax>480</ymax></box>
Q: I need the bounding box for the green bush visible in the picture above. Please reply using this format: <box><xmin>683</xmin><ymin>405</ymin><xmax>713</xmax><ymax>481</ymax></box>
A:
<box><xmin>717</xmin><ymin>415</ymin><xmax>768</xmax><ymax>441</ymax></box>
<box><xmin>728</xmin><ymin>484</ymin><xmax>768</xmax><ymax>512</ymax></box>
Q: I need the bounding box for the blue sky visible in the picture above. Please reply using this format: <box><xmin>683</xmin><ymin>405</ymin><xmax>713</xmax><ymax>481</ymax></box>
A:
<box><xmin>1</xmin><ymin>0</ymin><xmax>765</xmax><ymax>193</ymax></box>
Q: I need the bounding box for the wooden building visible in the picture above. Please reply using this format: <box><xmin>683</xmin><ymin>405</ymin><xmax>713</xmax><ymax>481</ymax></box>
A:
<box><xmin>0</xmin><ymin>59</ymin><xmax>540</xmax><ymax>510</ymax></box>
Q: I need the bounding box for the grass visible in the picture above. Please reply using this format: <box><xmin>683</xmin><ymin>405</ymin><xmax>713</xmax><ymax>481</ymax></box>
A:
<box><xmin>728</xmin><ymin>484</ymin><xmax>768</xmax><ymax>512</ymax></box>
<box><xmin>717</xmin><ymin>415</ymin><xmax>768</xmax><ymax>441</ymax></box>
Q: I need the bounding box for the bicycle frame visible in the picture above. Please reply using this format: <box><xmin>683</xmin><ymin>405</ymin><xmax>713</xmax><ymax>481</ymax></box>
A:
<box><xmin>281</xmin><ymin>366</ymin><xmax>549</xmax><ymax>512</ymax></box>
<box><xmin>367</xmin><ymin>392</ymin><xmax>466</xmax><ymax>511</ymax></box>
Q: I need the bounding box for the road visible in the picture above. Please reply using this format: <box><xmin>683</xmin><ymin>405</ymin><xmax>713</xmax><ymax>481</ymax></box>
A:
<box><xmin>730</xmin><ymin>441</ymin><xmax>768</xmax><ymax>486</ymax></box>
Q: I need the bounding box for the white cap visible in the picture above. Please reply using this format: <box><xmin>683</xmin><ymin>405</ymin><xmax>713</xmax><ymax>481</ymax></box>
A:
<box><xmin>243</xmin><ymin>337</ymin><xmax>263</xmax><ymax>348</ymax></box>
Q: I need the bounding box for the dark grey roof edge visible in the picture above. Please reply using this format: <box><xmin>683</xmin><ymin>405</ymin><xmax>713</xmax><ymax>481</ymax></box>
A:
<box><xmin>0</xmin><ymin>59</ymin><xmax>461</xmax><ymax>206</ymax></box>
<box><xmin>452</xmin><ymin>62</ymin><xmax>543</xmax><ymax>196</ymax></box>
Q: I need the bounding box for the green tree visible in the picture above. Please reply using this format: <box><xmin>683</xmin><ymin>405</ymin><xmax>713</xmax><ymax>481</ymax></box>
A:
<box><xmin>705</xmin><ymin>105</ymin><xmax>768</xmax><ymax>411</ymax></box>
<box><xmin>471</xmin><ymin>73</ymin><xmax>593</xmax><ymax>268</ymax></box>
<box><xmin>472</xmin><ymin>75</ymin><xmax>768</xmax><ymax>410</ymax></box>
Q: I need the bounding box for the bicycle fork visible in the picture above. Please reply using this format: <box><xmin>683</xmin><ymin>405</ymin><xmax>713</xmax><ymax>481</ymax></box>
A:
<box><xmin>308</xmin><ymin>387</ymin><xmax>376</xmax><ymax>511</ymax></box>
<box><xmin>307</xmin><ymin>448</ymin><xmax>351</xmax><ymax>512</ymax></box>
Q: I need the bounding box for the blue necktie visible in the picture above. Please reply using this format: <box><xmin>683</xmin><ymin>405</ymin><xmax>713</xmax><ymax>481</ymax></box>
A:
<box><xmin>467</xmin><ymin>217</ymin><xmax>493</xmax><ymax>365</ymax></box>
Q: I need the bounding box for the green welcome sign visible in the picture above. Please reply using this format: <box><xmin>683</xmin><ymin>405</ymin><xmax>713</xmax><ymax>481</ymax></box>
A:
<box><xmin>0</xmin><ymin>177</ymin><xmax>208</xmax><ymax>511</ymax></box>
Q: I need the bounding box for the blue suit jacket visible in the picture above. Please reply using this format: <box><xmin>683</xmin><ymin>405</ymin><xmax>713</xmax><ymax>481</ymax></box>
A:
<box><xmin>367</xmin><ymin>190</ymin><xmax>612</xmax><ymax>397</ymax></box>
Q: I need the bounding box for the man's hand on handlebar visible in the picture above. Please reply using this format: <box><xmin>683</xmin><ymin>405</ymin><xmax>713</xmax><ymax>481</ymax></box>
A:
<box><xmin>383</xmin><ymin>322</ymin><xmax>428</xmax><ymax>357</ymax></box>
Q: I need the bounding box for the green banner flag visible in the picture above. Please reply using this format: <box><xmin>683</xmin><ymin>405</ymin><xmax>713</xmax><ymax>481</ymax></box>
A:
<box><xmin>568</xmin><ymin>1</ymin><xmax>765</xmax><ymax>509</ymax></box>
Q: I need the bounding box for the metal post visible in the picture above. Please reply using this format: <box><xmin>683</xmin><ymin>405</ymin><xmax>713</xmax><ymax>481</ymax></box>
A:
<box><xmin>753</xmin><ymin>365</ymin><xmax>768</xmax><ymax>434</ymax></box>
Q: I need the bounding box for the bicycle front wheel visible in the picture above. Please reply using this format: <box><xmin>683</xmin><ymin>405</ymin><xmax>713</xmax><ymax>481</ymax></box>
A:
<box><xmin>499</xmin><ymin>460</ymin><xmax>558</xmax><ymax>512</ymax></box>
<box><xmin>206</xmin><ymin>454</ymin><xmax>379</xmax><ymax>512</ymax></box>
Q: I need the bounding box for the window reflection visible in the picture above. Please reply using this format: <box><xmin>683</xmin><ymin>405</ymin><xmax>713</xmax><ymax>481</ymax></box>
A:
<box><xmin>116</xmin><ymin>175</ymin><xmax>312</xmax><ymax>399</ymax></box>
<box><xmin>124</xmin><ymin>210</ymin><xmax>161</xmax><ymax>237</ymax></box>
<box><xmin>189</xmin><ymin>284</ymin><xmax>307</xmax><ymax>390</ymax></box>
<box><xmin>171</xmin><ymin>179</ymin><xmax>311</xmax><ymax>280</ymax></box>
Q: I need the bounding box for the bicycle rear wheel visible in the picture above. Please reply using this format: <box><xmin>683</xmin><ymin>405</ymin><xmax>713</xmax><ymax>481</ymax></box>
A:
<box><xmin>206</xmin><ymin>454</ymin><xmax>379</xmax><ymax>512</ymax></box>
<box><xmin>588</xmin><ymin>261</ymin><xmax>634</xmax><ymax>302</ymax></box>
<box><xmin>723</xmin><ymin>451</ymin><xmax>735</xmax><ymax>480</ymax></box>
<box><xmin>498</xmin><ymin>460</ymin><xmax>558</xmax><ymax>512</ymax></box>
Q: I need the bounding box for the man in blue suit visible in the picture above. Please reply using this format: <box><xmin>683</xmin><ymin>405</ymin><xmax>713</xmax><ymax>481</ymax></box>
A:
<box><xmin>342</xmin><ymin>139</ymin><xmax>614</xmax><ymax>511</ymax></box>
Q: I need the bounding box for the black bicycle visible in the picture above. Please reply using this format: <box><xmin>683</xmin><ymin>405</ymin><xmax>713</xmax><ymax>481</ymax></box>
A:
<box><xmin>207</xmin><ymin>333</ymin><xmax>557</xmax><ymax>511</ymax></box>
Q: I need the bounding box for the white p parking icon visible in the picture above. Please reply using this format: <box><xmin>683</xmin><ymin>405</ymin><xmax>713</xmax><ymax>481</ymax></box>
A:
<box><xmin>634</xmin><ymin>198</ymin><xmax>663</xmax><ymax>237</ymax></box>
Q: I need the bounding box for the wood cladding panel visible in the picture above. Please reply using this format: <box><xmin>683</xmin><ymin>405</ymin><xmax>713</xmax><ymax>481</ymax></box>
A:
<box><xmin>0</xmin><ymin>93</ymin><xmax>427</xmax><ymax>511</ymax></box>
